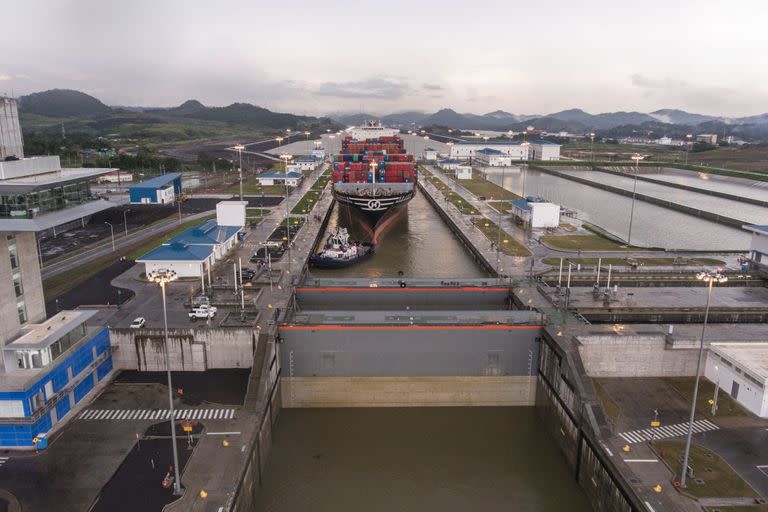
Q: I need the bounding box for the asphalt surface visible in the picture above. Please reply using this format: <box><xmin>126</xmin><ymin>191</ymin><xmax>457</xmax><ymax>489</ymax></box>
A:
<box><xmin>45</xmin><ymin>259</ymin><xmax>135</xmax><ymax>316</ymax></box>
<box><xmin>116</xmin><ymin>370</ymin><xmax>250</xmax><ymax>406</ymax></box>
<box><xmin>90</xmin><ymin>422</ymin><xmax>201</xmax><ymax>512</ymax></box>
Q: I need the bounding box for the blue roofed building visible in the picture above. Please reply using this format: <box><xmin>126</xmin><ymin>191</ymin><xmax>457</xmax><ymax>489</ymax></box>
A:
<box><xmin>256</xmin><ymin>171</ymin><xmax>304</xmax><ymax>187</ymax></box>
<box><xmin>127</xmin><ymin>172</ymin><xmax>182</xmax><ymax>204</ymax></box>
<box><xmin>136</xmin><ymin>201</ymin><xmax>245</xmax><ymax>278</ymax></box>
<box><xmin>475</xmin><ymin>148</ymin><xmax>513</xmax><ymax>167</ymax></box>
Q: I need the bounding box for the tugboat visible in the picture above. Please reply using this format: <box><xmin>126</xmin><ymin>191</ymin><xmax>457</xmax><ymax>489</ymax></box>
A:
<box><xmin>309</xmin><ymin>227</ymin><xmax>374</xmax><ymax>268</ymax></box>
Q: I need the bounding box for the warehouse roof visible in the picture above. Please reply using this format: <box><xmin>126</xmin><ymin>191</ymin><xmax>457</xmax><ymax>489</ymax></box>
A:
<box><xmin>127</xmin><ymin>172</ymin><xmax>182</xmax><ymax>190</ymax></box>
<box><xmin>710</xmin><ymin>343</ymin><xmax>768</xmax><ymax>383</ymax></box>
<box><xmin>510</xmin><ymin>199</ymin><xmax>531</xmax><ymax>211</ymax></box>
<box><xmin>173</xmin><ymin>219</ymin><xmax>240</xmax><ymax>245</ymax></box>
<box><xmin>476</xmin><ymin>148</ymin><xmax>504</xmax><ymax>155</ymax></box>
<box><xmin>137</xmin><ymin>241</ymin><xmax>214</xmax><ymax>262</ymax></box>
<box><xmin>259</xmin><ymin>171</ymin><xmax>303</xmax><ymax>179</ymax></box>
<box><xmin>744</xmin><ymin>225</ymin><xmax>768</xmax><ymax>235</ymax></box>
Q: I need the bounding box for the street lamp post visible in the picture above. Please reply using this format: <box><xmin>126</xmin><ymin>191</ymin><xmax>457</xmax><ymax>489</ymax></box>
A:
<box><xmin>685</xmin><ymin>134</ymin><xmax>693</xmax><ymax>165</ymax></box>
<box><xmin>589</xmin><ymin>132</ymin><xmax>595</xmax><ymax>162</ymax></box>
<box><xmin>147</xmin><ymin>269</ymin><xmax>182</xmax><ymax>496</ymax></box>
<box><xmin>680</xmin><ymin>270</ymin><xmax>728</xmax><ymax>488</ymax></box>
<box><xmin>279</xmin><ymin>153</ymin><xmax>293</xmax><ymax>276</ymax></box>
<box><xmin>304</xmin><ymin>131</ymin><xmax>311</xmax><ymax>152</ymax></box>
<box><xmin>627</xmin><ymin>153</ymin><xmax>643</xmax><ymax>246</ymax></box>
<box><xmin>123</xmin><ymin>208</ymin><xmax>131</xmax><ymax>237</ymax></box>
<box><xmin>104</xmin><ymin>222</ymin><xmax>115</xmax><ymax>252</ymax></box>
<box><xmin>234</xmin><ymin>144</ymin><xmax>245</xmax><ymax>201</ymax></box>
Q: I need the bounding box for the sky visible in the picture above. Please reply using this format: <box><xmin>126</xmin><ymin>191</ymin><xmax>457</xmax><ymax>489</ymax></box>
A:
<box><xmin>2</xmin><ymin>0</ymin><xmax>767</xmax><ymax>117</ymax></box>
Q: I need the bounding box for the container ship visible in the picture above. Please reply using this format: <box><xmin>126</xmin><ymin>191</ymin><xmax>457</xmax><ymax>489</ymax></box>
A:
<box><xmin>331</xmin><ymin>121</ymin><xmax>417</xmax><ymax>231</ymax></box>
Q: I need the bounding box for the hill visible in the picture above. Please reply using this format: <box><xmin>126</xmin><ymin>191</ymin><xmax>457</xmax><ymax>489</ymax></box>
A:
<box><xmin>18</xmin><ymin>89</ymin><xmax>112</xmax><ymax>118</ymax></box>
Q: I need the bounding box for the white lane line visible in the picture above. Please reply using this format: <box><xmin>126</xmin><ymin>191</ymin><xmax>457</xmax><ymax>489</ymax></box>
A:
<box><xmin>206</xmin><ymin>431</ymin><xmax>242</xmax><ymax>436</ymax></box>
<box><xmin>623</xmin><ymin>459</ymin><xmax>659</xmax><ymax>463</ymax></box>
<box><xmin>644</xmin><ymin>501</ymin><xmax>657</xmax><ymax>512</ymax></box>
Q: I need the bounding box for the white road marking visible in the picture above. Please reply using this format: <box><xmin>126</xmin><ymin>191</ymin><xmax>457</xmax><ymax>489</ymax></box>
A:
<box><xmin>79</xmin><ymin>408</ymin><xmax>236</xmax><ymax>421</ymax></box>
<box><xmin>207</xmin><ymin>431</ymin><xmax>242</xmax><ymax>436</ymax></box>
<box><xmin>623</xmin><ymin>459</ymin><xmax>659</xmax><ymax>463</ymax></box>
<box><xmin>618</xmin><ymin>419</ymin><xmax>718</xmax><ymax>444</ymax></box>
<box><xmin>644</xmin><ymin>501</ymin><xmax>657</xmax><ymax>512</ymax></box>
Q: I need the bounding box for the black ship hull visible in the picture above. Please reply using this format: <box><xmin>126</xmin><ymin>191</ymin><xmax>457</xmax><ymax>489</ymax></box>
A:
<box><xmin>332</xmin><ymin>186</ymin><xmax>415</xmax><ymax>230</ymax></box>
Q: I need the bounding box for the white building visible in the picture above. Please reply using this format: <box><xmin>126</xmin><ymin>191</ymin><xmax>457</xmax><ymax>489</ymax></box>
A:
<box><xmin>311</xmin><ymin>148</ymin><xmax>326</xmax><ymax>159</ymax></box>
<box><xmin>96</xmin><ymin>170</ymin><xmax>133</xmax><ymax>183</ymax></box>
<box><xmin>137</xmin><ymin>201</ymin><xmax>244</xmax><ymax>278</ymax></box>
<box><xmin>509</xmin><ymin>198</ymin><xmax>560</xmax><ymax>228</ymax></box>
<box><xmin>256</xmin><ymin>171</ymin><xmax>304</xmax><ymax>187</ymax></box>
<box><xmin>744</xmin><ymin>225</ymin><xmax>768</xmax><ymax>272</ymax></box>
<box><xmin>456</xmin><ymin>165</ymin><xmax>472</xmax><ymax>180</ymax></box>
<box><xmin>450</xmin><ymin>141</ymin><xmax>528</xmax><ymax>160</ymax></box>
<box><xmin>529</xmin><ymin>141</ymin><xmax>561</xmax><ymax>161</ymax></box>
<box><xmin>292</xmin><ymin>156</ymin><xmax>322</xmax><ymax>172</ymax></box>
<box><xmin>424</xmin><ymin>147</ymin><xmax>438</xmax><ymax>161</ymax></box>
<box><xmin>705</xmin><ymin>343</ymin><xmax>768</xmax><ymax>417</ymax></box>
<box><xmin>696</xmin><ymin>134</ymin><xmax>718</xmax><ymax>145</ymax></box>
<box><xmin>474</xmin><ymin>148</ymin><xmax>513</xmax><ymax>167</ymax></box>
<box><xmin>437</xmin><ymin>159</ymin><xmax>460</xmax><ymax>171</ymax></box>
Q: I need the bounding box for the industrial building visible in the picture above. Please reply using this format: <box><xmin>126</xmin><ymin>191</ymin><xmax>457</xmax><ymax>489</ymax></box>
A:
<box><xmin>509</xmin><ymin>197</ymin><xmax>560</xmax><ymax>228</ymax></box>
<box><xmin>256</xmin><ymin>171</ymin><xmax>304</xmax><ymax>187</ymax></box>
<box><xmin>449</xmin><ymin>141</ymin><xmax>528</xmax><ymax>160</ymax></box>
<box><xmin>0</xmin><ymin>101</ymin><xmax>115</xmax><ymax>447</ymax></box>
<box><xmin>96</xmin><ymin>170</ymin><xmax>133</xmax><ymax>183</ymax></box>
<box><xmin>424</xmin><ymin>147</ymin><xmax>438</xmax><ymax>161</ymax></box>
<box><xmin>705</xmin><ymin>343</ymin><xmax>768</xmax><ymax>418</ymax></box>
<box><xmin>311</xmin><ymin>148</ymin><xmax>326</xmax><ymax>159</ymax></box>
<box><xmin>528</xmin><ymin>141</ymin><xmax>561</xmax><ymax>161</ymax></box>
<box><xmin>289</xmin><ymin>156</ymin><xmax>322</xmax><ymax>172</ymax></box>
<box><xmin>127</xmin><ymin>172</ymin><xmax>182</xmax><ymax>204</ymax></box>
<box><xmin>474</xmin><ymin>148</ymin><xmax>513</xmax><ymax>167</ymax></box>
<box><xmin>137</xmin><ymin>201</ymin><xmax>245</xmax><ymax>278</ymax></box>
<box><xmin>744</xmin><ymin>225</ymin><xmax>768</xmax><ymax>272</ymax></box>
<box><xmin>696</xmin><ymin>134</ymin><xmax>718</xmax><ymax>145</ymax></box>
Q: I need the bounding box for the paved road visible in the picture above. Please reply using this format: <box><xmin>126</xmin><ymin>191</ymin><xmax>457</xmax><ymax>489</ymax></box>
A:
<box><xmin>40</xmin><ymin>210</ymin><xmax>217</xmax><ymax>279</ymax></box>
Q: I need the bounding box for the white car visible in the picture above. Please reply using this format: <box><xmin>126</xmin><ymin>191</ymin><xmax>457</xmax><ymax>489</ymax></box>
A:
<box><xmin>189</xmin><ymin>305</ymin><xmax>217</xmax><ymax>320</ymax></box>
<box><xmin>129</xmin><ymin>317</ymin><xmax>146</xmax><ymax>328</ymax></box>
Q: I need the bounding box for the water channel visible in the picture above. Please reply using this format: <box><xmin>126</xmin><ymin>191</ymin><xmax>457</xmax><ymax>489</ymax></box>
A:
<box><xmin>255</xmin><ymin>407</ymin><xmax>591</xmax><ymax>512</ymax></box>
<box><xmin>309</xmin><ymin>191</ymin><xmax>489</xmax><ymax>278</ymax></box>
<box><xmin>638</xmin><ymin>166</ymin><xmax>768</xmax><ymax>201</ymax></box>
<box><xmin>484</xmin><ymin>168</ymin><xmax>752</xmax><ymax>250</ymax></box>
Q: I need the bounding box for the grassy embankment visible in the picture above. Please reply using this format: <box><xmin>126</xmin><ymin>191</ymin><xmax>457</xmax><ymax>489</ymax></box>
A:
<box><xmin>43</xmin><ymin>214</ymin><xmax>226</xmax><ymax>302</ymax></box>
<box><xmin>652</xmin><ymin>440</ymin><xmax>757</xmax><ymax>499</ymax></box>
<box><xmin>291</xmin><ymin>170</ymin><xmax>331</xmax><ymax>215</ymax></box>
<box><xmin>471</xmin><ymin>218</ymin><xmax>530</xmax><ymax>257</ymax></box>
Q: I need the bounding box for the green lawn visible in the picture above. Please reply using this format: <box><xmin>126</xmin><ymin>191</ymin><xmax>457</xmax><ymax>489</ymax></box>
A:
<box><xmin>540</xmin><ymin>234</ymin><xmax>635</xmax><ymax>252</ymax></box>
<box><xmin>472</xmin><ymin>218</ymin><xmax>530</xmax><ymax>257</ymax></box>
<box><xmin>664</xmin><ymin>377</ymin><xmax>749</xmax><ymax>418</ymax></box>
<box><xmin>427</xmin><ymin>176</ymin><xmax>480</xmax><ymax>215</ymax></box>
<box><xmin>246</xmin><ymin>208</ymin><xmax>271</xmax><ymax>216</ymax></box>
<box><xmin>652</xmin><ymin>440</ymin><xmax>758</xmax><ymax>499</ymax></box>
<box><xmin>222</xmin><ymin>179</ymin><xmax>286</xmax><ymax>196</ymax></box>
<box><xmin>451</xmin><ymin>173</ymin><xmax>520</xmax><ymax>201</ymax></box>
<box><xmin>487</xmin><ymin>201</ymin><xmax>511</xmax><ymax>213</ymax></box>
<box><xmin>291</xmin><ymin>188</ymin><xmax>322</xmax><ymax>214</ymax></box>
<box><xmin>541</xmin><ymin>257</ymin><xmax>726</xmax><ymax>266</ymax></box>
<box><xmin>709</xmin><ymin>506</ymin><xmax>768</xmax><ymax>512</ymax></box>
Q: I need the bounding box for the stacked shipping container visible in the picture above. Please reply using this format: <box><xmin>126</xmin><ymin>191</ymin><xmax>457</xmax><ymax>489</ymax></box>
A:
<box><xmin>332</xmin><ymin>135</ymin><xmax>418</xmax><ymax>184</ymax></box>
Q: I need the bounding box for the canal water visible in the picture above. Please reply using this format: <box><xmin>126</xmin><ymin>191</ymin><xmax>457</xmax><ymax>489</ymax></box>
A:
<box><xmin>255</xmin><ymin>407</ymin><xmax>591</xmax><ymax>512</ymax></box>
<box><xmin>484</xmin><ymin>168</ymin><xmax>751</xmax><ymax>250</ymax></box>
<box><xmin>309</xmin><ymin>191</ymin><xmax>489</xmax><ymax>278</ymax></box>
<box><xmin>557</xmin><ymin>168</ymin><xmax>768</xmax><ymax>225</ymax></box>
<box><xmin>640</xmin><ymin>166</ymin><xmax>768</xmax><ymax>202</ymax></box>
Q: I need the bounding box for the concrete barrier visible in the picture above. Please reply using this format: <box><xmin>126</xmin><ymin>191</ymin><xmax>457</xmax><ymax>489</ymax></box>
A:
<box><xmin>281</xmin><ymin>376</ymin><xmax>535</xmax><ymax>407</ymax></box>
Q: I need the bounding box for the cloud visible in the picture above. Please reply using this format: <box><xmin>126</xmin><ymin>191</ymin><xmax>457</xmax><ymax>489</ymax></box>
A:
<box><xmin>421</xmin><ymin>83</ymin><xmax>444</xmax><ymax>91</ymax></box>
<box><xmin>0</xmin><ymin>74</ymin><xmax>11</xmax><ymax>81</ymax></box>
<box><xmin>630</xmin><ymin>74</ymin><xmax>687</xmax><ymax>90</ymax></box>
<box><xmin>315</xmin><ymin>77</ymin><xmax>412</xmax><ymax>99</ymax></box>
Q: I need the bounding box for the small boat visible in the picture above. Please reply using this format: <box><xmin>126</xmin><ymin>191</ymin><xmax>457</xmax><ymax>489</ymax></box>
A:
<box><xmin>309</xmin><ymin>227</ymin><xmax>374</xmax><ymax>268</ymax></box>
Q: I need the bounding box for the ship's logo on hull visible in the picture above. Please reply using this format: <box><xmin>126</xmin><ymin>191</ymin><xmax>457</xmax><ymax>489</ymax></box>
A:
<box><xmin>367</xmin><ymin>199</ymin><xmax>382</xmax><ymax>210</ymax></box>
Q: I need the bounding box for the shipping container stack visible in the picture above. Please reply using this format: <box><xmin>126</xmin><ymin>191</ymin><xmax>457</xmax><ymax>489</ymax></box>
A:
<box><xmin>331</xmin><ymin>135</ymin><xmax>418</xmax><ymax>185</ymax></box>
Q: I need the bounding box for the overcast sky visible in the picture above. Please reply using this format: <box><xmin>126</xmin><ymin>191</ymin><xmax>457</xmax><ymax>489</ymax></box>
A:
<box><xmin>2</xmin><ymin>0</ymin><xmax>767</xmax><ymax>117</ymax></box>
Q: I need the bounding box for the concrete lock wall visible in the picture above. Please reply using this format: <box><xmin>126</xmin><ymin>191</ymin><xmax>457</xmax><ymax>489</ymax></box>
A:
<box><xmin>295</xmin><ymin>287</ymin><xmax>509</xmax><ymax>308</ymax></box>
<box><xmin>277</xmin><ymin>325</ymin><xmax>541</xmax><ymax>407</ymax></box>
<box><xmin>281</xmin><ymin>376</ymin><xmax>535</xmax><ymax>407</ymax></box>
<box><xmin>576</xmin><ymin>334</ymin><xmax>700</xmax><ymax>377</ymax></box>
<box><xmin>110</xmin><ymin>327</ymin><xmax>256</xmax><ymax>371</ymax></box>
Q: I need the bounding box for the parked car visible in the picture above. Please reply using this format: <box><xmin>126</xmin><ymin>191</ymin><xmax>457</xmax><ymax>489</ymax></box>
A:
<box><xmin>189</xmin><ymin>305</ymin><xmax>217</xmax><ymax>320</ymax></box>
<box><xmin>129</xmin><ymin>317</ymin><xmax>146</xmax><ymax>329</ymax></box>
<box><xmin>237</xmin><ymin>268</ymin><xmax>257</xmax><ymax>280</ymax></box>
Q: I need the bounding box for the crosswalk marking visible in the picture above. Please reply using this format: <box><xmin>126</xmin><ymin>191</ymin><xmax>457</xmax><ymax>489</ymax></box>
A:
<box><xmin>78</xmin><ymin>408</ymin><xmax>236</xmax><ymax>421</ymax></box>
<box><xmin>619</xmin><ymin>419</ymin><xmax>719</xmax><ymax>444</ymax></box>
<box><xmin>0</xmin><ymin>457</ymin><xmax>8</xmax><ymax>467</ymax></box>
